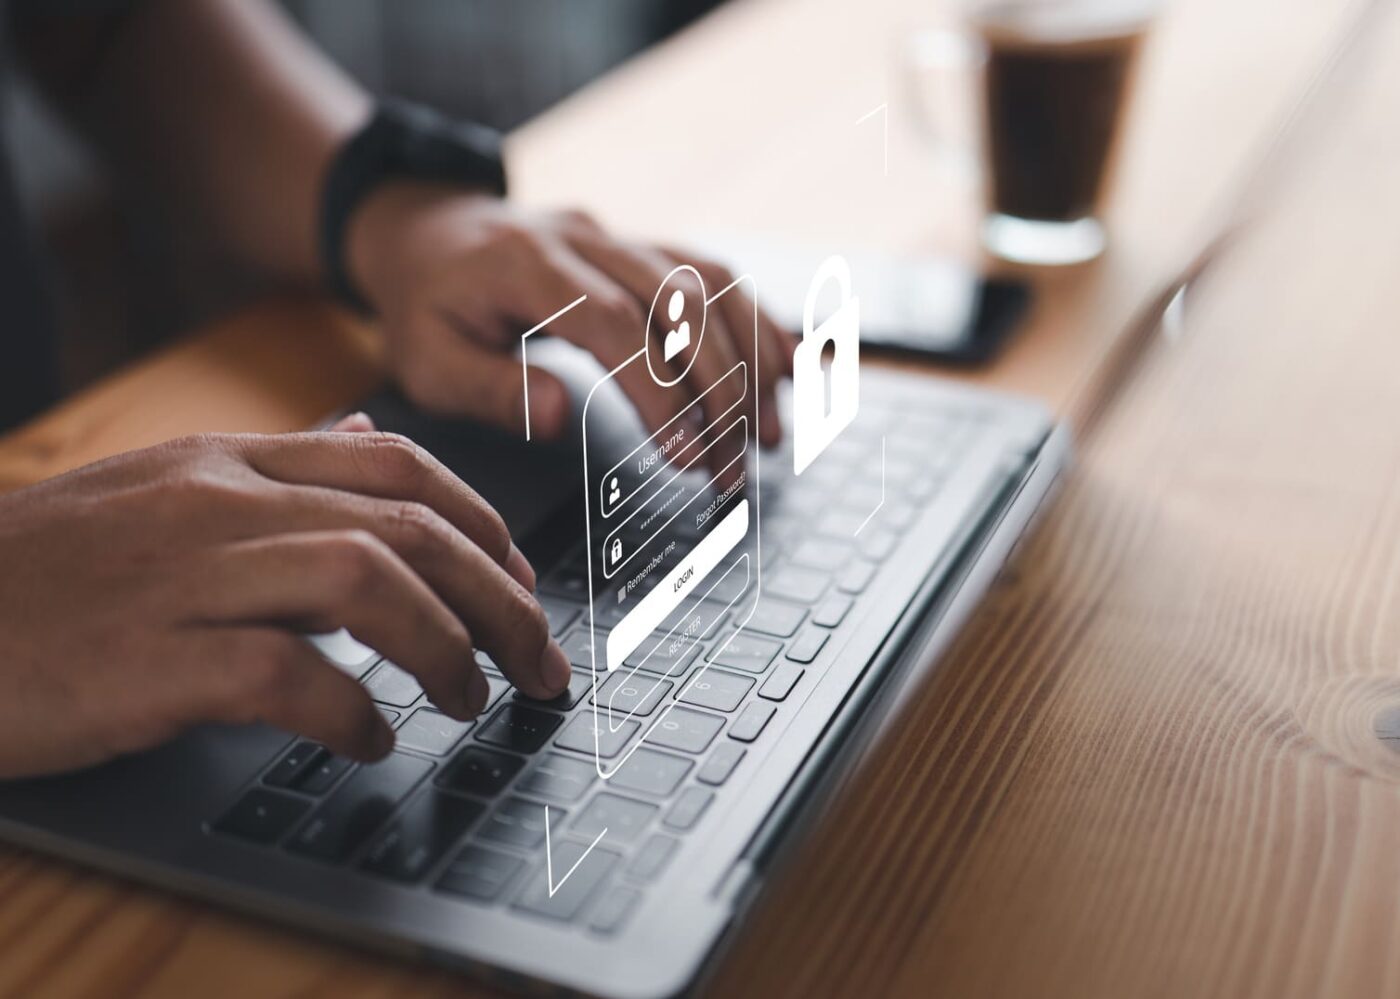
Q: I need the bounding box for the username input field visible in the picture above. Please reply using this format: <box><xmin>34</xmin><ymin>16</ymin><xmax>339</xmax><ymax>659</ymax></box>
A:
<box><xmin>598</xmin><ymin>361</ymin><xmax>746</xmax><ymax>519</ymax></box>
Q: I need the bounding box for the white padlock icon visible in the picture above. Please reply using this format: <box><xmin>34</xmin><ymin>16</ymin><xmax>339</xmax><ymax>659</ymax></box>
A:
<box><xmin>792</xmin><ymin>255</ymin><xmax>860</xmax><ymax>475</ymax></box>
<box><xmin>610</xmin><ymin>538</ymin><xmax>623</xmax><ymax>565</ymax></box>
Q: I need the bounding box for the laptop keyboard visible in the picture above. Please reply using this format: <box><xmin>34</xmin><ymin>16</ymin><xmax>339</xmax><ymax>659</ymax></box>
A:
<box><xmin>209</xmin><ymin>396</ymin><xmax>984</xmax><ymax>934</ymax></box>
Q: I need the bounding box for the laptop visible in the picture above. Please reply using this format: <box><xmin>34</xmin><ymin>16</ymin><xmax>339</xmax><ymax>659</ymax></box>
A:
<box><xmin>0</xmin><ymin>324</ymin><xmax>1068</xmax><ymax>997</ymax></box>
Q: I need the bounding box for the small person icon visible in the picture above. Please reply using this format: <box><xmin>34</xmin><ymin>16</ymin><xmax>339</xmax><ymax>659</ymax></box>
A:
<box><xmin>608</xmin><ymin>476</ymin><xmax>621</xmax><ymax>506</ymax></box>
<box><xmin>662</xmin><ymin>288</ymin><xmax>691</xmax><ymax>362</ymax></box>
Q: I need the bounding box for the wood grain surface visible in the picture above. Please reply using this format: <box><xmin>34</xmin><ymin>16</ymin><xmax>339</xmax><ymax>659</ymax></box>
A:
<box><xmin>0</xmin><ymin>0</ymin><xmax>1392</xmax><ymax>996</ymax></box>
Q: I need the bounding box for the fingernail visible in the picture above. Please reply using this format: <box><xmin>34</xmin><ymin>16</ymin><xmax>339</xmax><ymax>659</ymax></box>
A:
<box><xmin>331</xmin><ymin>411</ymin><xmax>374</xmax><ymax>433</ymax></box>
<box><xmin>539</xmin><ymin>641</ymin><xmax>571</xmax><ymax>695</ymax></box>
<box><xmin>466</xmin><ymin>668</ymin><xmax>490</xmax><ymax>716</ymax></box>
<box><xmin>505</xmin><ymin>543</ymin><xmax>537</xmax><ymax>592</ymax></box>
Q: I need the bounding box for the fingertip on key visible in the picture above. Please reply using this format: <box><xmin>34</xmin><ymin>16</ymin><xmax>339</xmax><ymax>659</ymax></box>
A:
<box><xmin>539</xmin><ymin>640</ymin><xmax>572</xmax><ymax>695</ymax></box>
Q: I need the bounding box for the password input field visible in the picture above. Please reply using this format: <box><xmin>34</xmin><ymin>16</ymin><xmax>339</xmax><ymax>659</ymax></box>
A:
<box><xmin>605</xmin><ymin>499</ymin><xmax>749</xmax><ymax>672</ymax></box>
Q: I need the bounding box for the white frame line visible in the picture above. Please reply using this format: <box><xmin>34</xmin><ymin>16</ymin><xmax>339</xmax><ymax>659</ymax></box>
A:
<box><xmin>544</xmin><ymin>805</ymin><xmax>607</xmax><ymax>898</ymax></box>
<box><xmin>853</xmin><ymin>435</ymin><xmax>886</xmax><ymax>536</ymax></box>
<box><xmin>855</xmin><ymin>101</ymin><xmax>889</xmax><ymax>177</ymax></box>
<box><xmin>520</xmin><ymin>294</ymin><xmax>588</xmax><ymax>441</ymax></box>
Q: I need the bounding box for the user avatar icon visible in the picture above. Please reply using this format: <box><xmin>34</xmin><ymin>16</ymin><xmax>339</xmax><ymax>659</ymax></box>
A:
<box><xmin>662</xmin><ymin>288</ymin><xmax>691</xmax><ymax>362</ymax></box>
<box><xmin>608</xmin><ymin>476</ymin><xmax>621</xmax><ymax>506</ymax></box>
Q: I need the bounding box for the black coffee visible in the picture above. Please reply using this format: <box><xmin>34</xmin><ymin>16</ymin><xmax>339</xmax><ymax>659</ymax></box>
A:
<box><xmin>976</xmin><ymin>4</ymin><xmax>1146</xmax><ymax>222</ymax></box>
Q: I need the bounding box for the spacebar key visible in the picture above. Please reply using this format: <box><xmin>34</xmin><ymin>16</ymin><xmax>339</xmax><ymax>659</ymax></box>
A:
<box><xmin>287</xmin><ymin>753</ymin><xmax>433</xmax><ymax>863</ymax></box>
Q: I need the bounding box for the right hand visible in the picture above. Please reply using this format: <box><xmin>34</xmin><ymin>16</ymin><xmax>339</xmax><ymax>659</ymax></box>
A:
<box><xmin>0</xmin><ymin>420</ymin><xmax>570</xmax><ymax>778</ymax></box>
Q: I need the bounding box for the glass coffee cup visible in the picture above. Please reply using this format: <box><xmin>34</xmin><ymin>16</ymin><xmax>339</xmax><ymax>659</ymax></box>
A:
<box><xmin>907</xmin><ymin>0</ymin><xmax>1156</xmax><ymax>265</ymax></box>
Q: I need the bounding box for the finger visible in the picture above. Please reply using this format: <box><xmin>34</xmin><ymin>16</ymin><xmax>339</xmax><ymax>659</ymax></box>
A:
<box><xmin>327</xmin><ymin>411</ymin><xmax>377</xmax><ymax>433</ymax></box>
<box><xmin>190</xmin><ymin>627</ymin><xmax>396</xmax><ymax>762</ymax></box>
<box><xmin>493</xmin><ymin>236</ymin><xmax>684</xmax><ymax>436</ymax></box>
<box><xmin>237</xmin><ymin>430</ymin><xmax>533</xmax><ymax>591</ymax></box>
<box><xmin>565</xmin><ymin>236</ymin><xmax>747</xmax><ymax>480</ymax></box>
<box><xmin>663</xmin><ymin>243</ymin><xmax>796</xmax><ymax>377</ymax></box>
<box><xmin>390</xmin><ymin>309</ymin><xmax>573</xmax><ymax>441</ymax></box>
<box><xmin>180</xmin><ymin>530</ymin><xmax>487</xmax><ymax>720</ymax></box>
<box><xmin>197</xmin><ymin>481</ymin><xmax>570</xmax><ymax>689</ymax></box>
<box><xmin>668</xmin><ymin>250</ymin><xmax>788</xmax><ymax>448</ymax></box>
<box><xmin>694</xmin><ymin>260</ymin><xmax>783</xmax><ymax>448</ymax></box>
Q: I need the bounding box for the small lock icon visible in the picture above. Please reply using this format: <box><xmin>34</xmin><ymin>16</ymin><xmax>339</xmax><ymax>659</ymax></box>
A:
<box><xmin>609</xmin><ymin>538</ymin><xmax>623</xmax><ymax>565</ymax></box>
<box><xmin>792</xmin><ymin>255</ymin><xmax>860</xmax><ymax>475</ymax></box>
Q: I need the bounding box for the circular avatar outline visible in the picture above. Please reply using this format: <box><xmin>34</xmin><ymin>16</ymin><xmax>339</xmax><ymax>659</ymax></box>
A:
<box><xmin>645</xmin><ymin>263</ymin><xmax>707</xmax><ymax>387</ymax></box>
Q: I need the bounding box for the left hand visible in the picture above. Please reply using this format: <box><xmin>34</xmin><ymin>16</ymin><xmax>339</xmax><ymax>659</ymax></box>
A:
<box><xmin>345</xmin><ymin>182</ymin><xmax>794</xmax><ymax>446</ymax></box>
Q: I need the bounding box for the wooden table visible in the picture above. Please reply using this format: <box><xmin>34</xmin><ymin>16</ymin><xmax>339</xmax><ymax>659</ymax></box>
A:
<box><xmin>0</xmin><ymin>0</ymin><xmax>1393</xmax><ymax>995</ymax></box>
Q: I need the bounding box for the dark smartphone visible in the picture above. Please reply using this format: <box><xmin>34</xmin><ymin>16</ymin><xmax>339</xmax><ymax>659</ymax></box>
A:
<box><xmin>857</xmin><ymin>274</ymin><xmax>1031</xmax><ymax>366</ymax></box>
<box><xmin>700</xmin><ymin>236</ymin><xmax>1033</xmax><ymax>367</ymax></box>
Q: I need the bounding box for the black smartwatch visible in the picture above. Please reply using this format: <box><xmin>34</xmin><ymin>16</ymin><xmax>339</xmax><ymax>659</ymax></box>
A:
<box><xmin>319</xmin><ymin>99</ymin><xmax>508</xmax><ymax>315</ymax></box>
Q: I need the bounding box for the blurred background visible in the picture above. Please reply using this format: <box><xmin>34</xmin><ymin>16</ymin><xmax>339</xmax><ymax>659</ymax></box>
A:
<box><xmin>2</xmin><ymin>0</ymin><xmax>723</xmax><ymax>393</ymax></box>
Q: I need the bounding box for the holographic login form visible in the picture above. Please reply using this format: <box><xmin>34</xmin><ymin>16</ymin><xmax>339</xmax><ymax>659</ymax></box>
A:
<box><xmin>581</xmin><ymin>265</ymin><xmax>762</xmax><ymax>779</ymax></box>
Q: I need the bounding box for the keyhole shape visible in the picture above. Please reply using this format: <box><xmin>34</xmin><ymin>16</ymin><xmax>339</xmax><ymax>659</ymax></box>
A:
<box><xmin>819</xmin><ymin>340</ymin><xmax>836</xmax><ymax>419</ymax></box>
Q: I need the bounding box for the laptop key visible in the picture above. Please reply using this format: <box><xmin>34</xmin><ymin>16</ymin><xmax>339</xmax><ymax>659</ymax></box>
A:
<box><xmin>859</xmin><ymin>527</ymin><xmax>899</xmax><ymax>562</ymax></box>
<box><xmin>437</xmin><ymin>845</ymin><xmax>524</xmax><ymax>901</ymax></box>
<box><xmin>297</xmin><ymin>754</ymin><xmax>353</xmax><ymax>796</ymax></box>
<box><xmin>518</xmin><ymin>752</ymin><xmax>596</xmax><ymax>802</ymax></box>
<box><xmin>286</xmin><ymin>753</ymin><xmax>432</xmax><ymax>863</ymax></box>
<box><xmin>360</xmin><ymin>791</ymin><xmax>484</xmax><ymax>882</ymax></box>
<box><xmin>396</xmin><ymin>708</ymin><xmax>473</xmax><ymax>756</ymax></box>
<box><xmin>592</xmin><ymin>673</ymin><xmax>672</xmax><ymax>718</ymax></box>
<box><xmin>759</xmin><ymin>663</ymin><xmax>804</xmax><ymax>702</ymax></box>
<box><xmin>709</xmin><ymin>633</ymin><xmax>782</xmax><ymax>673</ymax></box>
<box><xmin>836</xmin><ymin>560</ymin><xmax>878</xmax><ymax>595</ymax></box>
<box><xmin>812</xmin><ymin>594</ymin><xmax>853</xmax><ymax>629</ymax></box>
<box><xmin>678</xmin><ymin>670</ymin><xmax>753</xmax><ymax>712</ymax></box>
<box><xmin>214</xmin><ymin>788</ymin><xmax>310</xmax><ymax>844</ymax></box>
<box><xmin>515</xmin><ymin>670</ymin><xmax>592</xmax><ymax>711</ymax></box>
<box><xmin>437</xmin><ymin>746</ymin><xmax>524</xmax><ymax>797</ymax></box>
<box><xmin>766</xmin><ymin>566</ymin><xmax>829</xmax><ymax>605</ymax></box>
<box><xmin>696</xmin><ymin>744</ymin><xmax>745</xmax><ymax>786</ymax></box>
<box><xmin>729</xmin><ymin>702</ymin><xmax>776</xmax><ymax>743</ymax></box>
<box><xmin>364</xmin><ymin>661</ymin><xmax>423</xmax><ymax>708</ymax></box>
<box><xmin>573</xmin><ymin>793</ymin><xmax>657</xmax><ymax>843</ymax></box>
<box><xmin>556</xmin><ymin>714</ymin><xmax>639</xmax><ymax>759</ymax></box>
<box><xmin>814</xmin><ymin>508</ymin><xmax>867</xmax><ymax>539</ymax></box>
<box><xmin>786</xmin><ymin>629</ymin><xmax>828</xmax><ymax>664</ymax></box>
<box><xmin>624</xmin><ymin>632</ymin><xmax>702</xmax><ymax>677</ymax></box>
<box><xmin>609</xmin><ymin>749</ymin><xmax>692</xmax><ymax>798</ymax></box>
<box><xmin>628</xmin><ymin>834</ymin><xmax>680</xmax><ymax>882</ymax></box>
<box><xmin>647</xmin><ymin>707</ymin><xmax>724</xmax><ymax>754</ymax></box>
<box><xmin>263</xmin><ymin>740</ymin><xmax>323</xmax><ymax>789</ymax></box>
<box><xmin>537</xmin><ymin>594</ymin><xmax>581</xmax><ymax>637</ymax></box>
<box><xmin>477</xmin><ymin>703</ymin><xmax>563</xmax><ymax>753</ymax></box>
<box><xmin>560</xmin><ymin>628</ymin><xmax>604</xmax><ymax>671</ymax></box>
<box><xmin>663</xmin><ymin>787</ymin><xmax>714</xmax><ymax>831</ymax></box>
<box><xmin>787</xmin><ymin>538</ymin><xmax>855</xmax><ymax>573</ymax></box>
<box><xmin>513</xmin><ymin>843</ymin><xmax>621</xmax><ymax>922</ymax></box>
<box><xmin>479</xmin><ymin>797</ymin><xmax>553</xmax><ymax>849</ymax></box>
<box><xmin>742</xmin><ymin>598</ymin><xmax>807</xmax><ymax>639</ymax></box>
<box><xmin>589</xmin><ymin>885</ymin><xmax>642</xmax><ymax>935</ymax></box>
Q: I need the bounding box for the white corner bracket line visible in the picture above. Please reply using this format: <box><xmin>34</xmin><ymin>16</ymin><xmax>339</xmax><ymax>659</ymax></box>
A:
<box><xmin>521</xmin><ymin>294</ymin><xmax>588</xmax><ymax>441</ymax></box>
<box><xmin>855</xmin><ymin>101</ymin><xmax>889</xmax><ymax>177</ymax></box>
<box><xmin>544</xmin><ymin>805</ymin><xmax>607</xmax><ymax>898</ymax></box>
<box><xmin>854</xmin><ymin>435</ymin><xmax>886</xmax><ymax>536</ymax></box>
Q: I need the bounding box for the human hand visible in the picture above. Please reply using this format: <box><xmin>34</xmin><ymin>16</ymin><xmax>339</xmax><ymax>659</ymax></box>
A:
<box><xmin>345</xmin><ymin>183</ymin><xmax>794</xmax><ymax>445</ymax></box>
<box><xmin>0</xmin><ymin>419</ymin><xmax>569</xmax><ymax>778</ymax></box>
